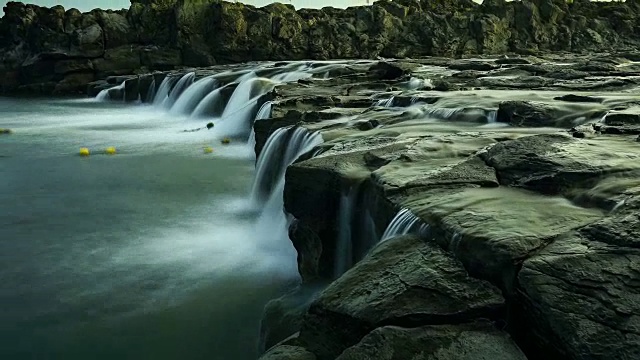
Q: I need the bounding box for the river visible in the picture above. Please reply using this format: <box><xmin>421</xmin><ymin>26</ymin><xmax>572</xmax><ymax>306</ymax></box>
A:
<box><xmin>0</xmin><ymin>96</ymin><xmax>299</xmax><ymax>359</ymax></box>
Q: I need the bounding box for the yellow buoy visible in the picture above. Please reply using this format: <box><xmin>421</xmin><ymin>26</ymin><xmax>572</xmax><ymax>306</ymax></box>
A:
<box><xmin>105</xmin><ymin>146</ymin><xmax>117</xmax><ymax>155</ymax></box>
<box><xmin>221</xmin><ymin>137</ymin><xmax>231</xmax><ymax>145</ymax></box>
<box><xmin>203</xmin><ymin>146</ymin><xmax>214</xmax><ymax>154</ymax></box>
<box><xmin>79</xmin><ymin>147</ymin><xmax>90</xmax><ymax>157</ymax></box>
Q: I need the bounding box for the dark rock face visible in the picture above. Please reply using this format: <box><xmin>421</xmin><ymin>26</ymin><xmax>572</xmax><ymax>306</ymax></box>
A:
<box><xmin>296</xmin><ymin>235</ymin><xmax>507</xmax><ymax>360</ymax></box>
<box><xmin>4</xmin><ymin>0</ymin><xmax>640</xmax><ymax>94</ymax></box>
<box><xmin>496</xmin><ymin>100</ymin><xmax>556</xmax><ymax>127</ymax></box>
<box><xmin>336</xmin><ymin>321</ymin><xmax>527</xmax><ymax>360</ymax></box>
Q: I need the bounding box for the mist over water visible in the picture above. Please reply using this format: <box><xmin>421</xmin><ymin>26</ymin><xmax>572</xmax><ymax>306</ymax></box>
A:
<box><xmin>0</xmin><ymin>97</ymin><xmax>298</xmax><ymax>359</ymax></box>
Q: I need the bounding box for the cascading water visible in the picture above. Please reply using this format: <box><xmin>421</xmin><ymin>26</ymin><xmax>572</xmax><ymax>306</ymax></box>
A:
<box><xmin>152</xmin><ymin>76</ymin><xmax>176</xmax><ymax>106</ymax></box>
<box><xmin>163</xmin><ymin>72</ymin><xmax>195</xmax><ymax>109</ymax></box>
<box><xmin>145</xmin><ymin>78</ymin><xmax>156</xmax><ymax>104</ymax></box>
<box><xmin>486</xmin><ymin>110</ymin><xmax>497</xmax><ymax>123</ymax></box>
<box><xmin>250</xmin><ymin>127</ymin><xmax>322</xmax><ymax>206</ymax></box>
<box><xmin>251</xmin><ymin>127</ymin><xmax>323</xmax><ymax>274</ymax></box>
<box><xmin>191</xmin><ymin>87</ymin><xmax>224</xmax><ymax>118</ymax></box>
<box><xmin>375</xmin><ymin>96</ymin><xmax>395</xmax><ymax>107</ymax></box>
<box><xmin>255</xmin><ymin>101</ymin><xmax>273</xmax><ymax>121</ymax></box>
<box><xmin>169</xmin><ymin>75</ymin><xmax>218</xmax><ymax>116</ymax></box>
<box><xmin>271</xmin><ymin>63</ymin><xmax>313</xmax><ymax>82</ymax></box>
<box><xmin>333</xmin><ymin>185</ymin><xmax>358</xmax><ymax>278</ymax></box>
<box><xmin>380</xmin><ymin>208</ymin><xmax>429</xmax><ymax>242</ymax></box>
<box><xmin>96</xmin><ymin>81</ymin><xmax>126</xmax><ymax>102</ymax></box>
<box><xmin>212</xmin><ymin>78</ymin><xmax>276</xmax><ymax>139</ymax></box>
<box><xmin>248</xmin><ymin>101</ymin><xmax>274</xmax><ymax>146</ymax></box>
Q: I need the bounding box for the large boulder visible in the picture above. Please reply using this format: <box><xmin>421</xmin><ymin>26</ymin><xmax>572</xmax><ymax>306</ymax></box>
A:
<box><xmin>259</xmin><ymin>344</ymin><xmax>316</xmax><ymax>360</ymax></box>
<box><xmin>297</xmin><ymin>235</ymin><xmax>505</xmax><ymax>360</ymax></box>
<box><xmin>92</xmin><ymin>45</ymin><xmax>142</xmax><ymax>78</ymax></box>
<box><xmin>517</xmin><ymin>214</ymin><xmax>640</xmax><ymax>359</ymax></box>
<box><xmin>95</xmin><ymin>11</ymin><xmax>133</xmax><ymax>49</ymax></box>
<box><xmin>53</xmin><ymin>72</ymin><xmax>95</xmax><ymax>94</ymax></box>
<box><xmin>69</xmin><ymin>23</ymin><xmax>104</xmax><ymax>57</ymax></box>
<box><xmin>140</xmin><ymin>46</ymin><xmax>182</xmax><ymax>70</ymax></box>
<box><xmin>336</xmin><ymin>321</ymin><xmax>527</xmax><ymax>360</ymax></box>
<box><xmin>496</xmin><ymin>100</ymin><xmax>557</xmax><ymax>127</ymax></box>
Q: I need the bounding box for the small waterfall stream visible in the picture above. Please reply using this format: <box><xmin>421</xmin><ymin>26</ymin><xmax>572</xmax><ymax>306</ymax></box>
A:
<box><xmin>375</xmin><ymin>96</ymin><xmax>395</xmax><ymax>107</ymax></box>
<box><xmin>191</xmin><ymin>87</ymin><xmax>223</xmax><ymax>118</ymax></box>
<box><xmin>145</xmin><ymin>78</ymin><xmax>156</xmax><ymax>103</ymax></box>
<box><xmin>380</xmin><ymin>208</ymin><xmax>429</xmax><ymax>242</ymax></box>
<box><xmin>334</xmin><ymin>185</ymin><xmax>358</xmax><ymax>278</ymax></box>
<box><xmin>163</xmin><ymin>72</ymin><xmax>196</xmax><ymax>109</ymax></box>
<box><xmin>251</xmin><ymin>126</ymin><xmax>322</xmax><ymax>206</ymax></box>
<box><xmin>213</xmin><ymin>78</ymin><xmax>276</xmax><ymax>139</ymax></box>
<box><xmin>152</xmin><ymin>75</ymin><xmax>177</xmax><ymax>106</ymax></box>
<box><xmin>96</xmin><ymin>81</ymin><xmax>126</xmax><ymax>102</ymax></box>
<box><xmin>169</xmin><ymin>75</ymin><xmax>218</xmax><ymax>116</ymax></box>
<box><xmin>252</xmin><ymin>126</ymin><xmax>323</xmax><ymax>275</ymax></box>
<box><xmin>248</xmin><ymin>101</ymin><xmax>274</xmax><ymax>147</ymax></box>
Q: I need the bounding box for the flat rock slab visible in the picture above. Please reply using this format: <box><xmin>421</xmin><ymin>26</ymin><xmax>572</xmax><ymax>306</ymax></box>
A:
<box><xmin>336</xmin><ymin>321</ymin><xmax>527</xmax><ymax>360</ymax></box>
<box><xmin>402</xmin><ymin>186</ymin><xmax>603</xmax><ymax>291</ymax></box>
<box><xmin>298</xmin><ymin>235</ymin><xmax>504</xmax><ymax>360</ymax></box>
<box><xmin>259</xmin><ymin>345</ymin><xmax>316</xmax><ymax>360</ymax></box>
<box><xmin>518</xmin><ymin>228</ymin><xmax>640</xmax><ymax>359</ymax></box>
<box><xmin>481</xmin><ymin>134</ymin><xmax>640</xmax><ymax>195</ymax></box>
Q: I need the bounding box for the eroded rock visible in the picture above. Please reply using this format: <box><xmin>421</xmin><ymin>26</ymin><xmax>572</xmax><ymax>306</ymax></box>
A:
<box><xmin>298</xmin><ymin>235</ymin><xmax>504</xmax><ymax>359</ymax></box>
<box><xmin>336</xmin><ymin>321</ymin><xmax>527</xmax><ymax>360</ymax></box>
<box><xmin>518</xmin><ymin>223</ymin><xmax>640</xmax><ymax>359</ymax></box>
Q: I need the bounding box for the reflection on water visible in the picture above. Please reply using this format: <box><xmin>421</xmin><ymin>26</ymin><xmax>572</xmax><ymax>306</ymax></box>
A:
<box><xmin>0</xmin><ymin>98</ymin><xmax>297</xmax><ymax>360</ymax></box>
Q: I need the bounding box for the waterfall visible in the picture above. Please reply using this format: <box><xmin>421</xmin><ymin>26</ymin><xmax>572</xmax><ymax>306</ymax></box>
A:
<box><xmin>271</xmin><ymin>64</ymin><xmax>312</xmax><ymax>82</ymax></box>
<box><xmin>191</xmin><ymin>88</ymin><xmax>223</xmax><ymax>118</ymax></box>
<box><xmin>169</xmin><ymin>76</ymin><xmax>218</xmax><ymax>115</ymax></box>
<box><xmin>380</xmin><ymin>208</ymin><xmax>429</xmax><ymax>242</ymax></box>
<box><xmin>420</xmin><ymin>107</ymin><xmax>461</xmax><ymax>120</ymax></box>
<box><xmin>212</xmin><ymin>78</ymin><xmax>276</xmax><ymax>139</ymax></box>
<box><xmin>375</xmin><ymin>96</ymin><xmax>395</xmax><ymax>107</ymax></box>
<box><xmin>334</xmin><ymin>186</ymin><xmax>358</xmax><ymax>278</ymax></box>
<box><xmin>247</xmin><ymin>101</ymin><xmax>274</xmax><ymax>146</ymax></box>
<box><xmin>163</xmin><ymin>72</ymin><xmax>195</xmax><ymax>109</ymax></box>
<box><xmin>145</xmin><ymin>78</ymin><xmax>156</xmax><ymax>104</ymax></box>
<box><xmin>255</xmin><ymin>101</ymin><xmax>273</xmax><ymax>121</ymax></box>
<box><xmin>95</xmin><ymin>81</ymin><xmax>125</xmax><ymax>102</ymax></box>
<box><xmin>250</xmin><ymin>127</ymin><xmax>322</xmax><ymax>206</ymax></box>
<box><xmin>152</xmin><ymin>76</ymin><xmax>176</xmax><ymax>106</ymax></box>
<box><xmin>486</xmin><ymin>110</ymin><xmax>497</xmax><ymax>123</ymax></box>
<box><xmin>252</xmin><ymin>127</ymin><xmax>323</xmax><ymax>273</ymax></box>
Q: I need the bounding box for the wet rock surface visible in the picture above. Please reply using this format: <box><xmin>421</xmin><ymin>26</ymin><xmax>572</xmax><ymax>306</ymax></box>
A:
<box><xmin>336</xmin><ymin>321</ymin><xmax>528</xmax><ymax>360</ymax></box>
<box><xmin>230</xmin><ymin>53</ymin><xmax>640</xmax><ymax>360</ymax></box>
<box><xmin>7</xmin><ymin>3</ymin><xmax>640</xmax><ymax>357</ymax></box>
<box><xmin>296</xmin><ymin>234</ymin><xmax>506</xmax><ymax>359</ymax></box>
<box><xmin>5</xmin><ymin>0</ymin><xmax>640</xmax><ymax>94</ymax></box>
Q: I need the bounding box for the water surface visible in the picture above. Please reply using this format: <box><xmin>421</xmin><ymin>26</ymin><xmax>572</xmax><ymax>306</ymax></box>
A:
<box><xmin>0</xmin><ymin>98</ymin><xmax>296</xmax><ymax>360</ymax></box>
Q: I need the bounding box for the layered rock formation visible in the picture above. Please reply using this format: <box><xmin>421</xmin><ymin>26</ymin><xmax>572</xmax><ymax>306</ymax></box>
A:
<box><xmin>237</xmin><ymin>54</ymin><xmax>640</xmax><ymax>359</ymax></box>
<box><xmin>3</xmin><ymin>0</ymin><xmax>640</xmax><ymax>94</ymax></box>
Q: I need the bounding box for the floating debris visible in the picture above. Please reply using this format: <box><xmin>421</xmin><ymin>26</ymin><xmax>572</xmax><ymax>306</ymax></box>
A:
<box><xmin>221</xmin><ymin>137</ymin><xmax>231</xmax><ymax>145</ymax></box>
<box><xmin>0</xmin><ymin>128</ymin><xmax>12</xmax><ymax>134</ymax></box>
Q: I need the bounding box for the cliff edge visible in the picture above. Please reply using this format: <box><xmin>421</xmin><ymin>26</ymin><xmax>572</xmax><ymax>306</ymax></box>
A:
<box><xmin>2</xmin><ymin>0</ymin><xmax>640</xmax><ymax>94</ymax></box>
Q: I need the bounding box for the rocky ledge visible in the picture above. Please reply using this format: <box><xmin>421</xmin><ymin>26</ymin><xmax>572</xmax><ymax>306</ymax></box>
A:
<box><xmin>239</xmin><ymin>54</ymin><xmax>640</xmax><ymax>360</ymax></box>
<box><xmin>4</xmin><ymin>0</ymin><xmax>640</xmax><ymax>94</ymax></box>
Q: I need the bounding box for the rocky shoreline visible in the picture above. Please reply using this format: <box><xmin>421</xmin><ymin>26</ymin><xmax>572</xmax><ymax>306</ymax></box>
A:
<box><xmin>3</xmin><ymin>0</ymin><xmax>640</xmax><ymax>94</ymax></box>
<box><xmin>249</xmin><ymin>55</ymin><xmax>640</xmax><ymax>360</ymax></box>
